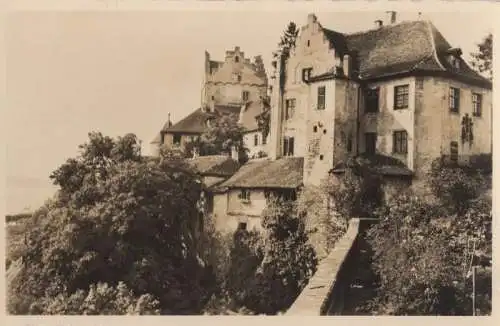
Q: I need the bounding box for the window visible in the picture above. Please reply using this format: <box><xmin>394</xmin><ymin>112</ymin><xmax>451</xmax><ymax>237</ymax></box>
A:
<box><xmin>394</xmin><ymin>85</ymin><xmax>409</xmax><ymax>110</ymax></box>
<box><xmin>283</xmin><ymin>136</ymin><xmax>295</xmax><ymax>156</ymax></box>
<box><xmin>254</xmin><ymin>134</ymin><xmax>259</xmax><ymax>146</ymax></box>
<box><xmin>307</xmin><ymin>40</ymin><xmax>311</xmax><ymax>47</ymax></box>
<box><xmin>237</xmin><ymin>75</ymin><xmax>242</xmax><ymax>82</ymax></box>
<box><xmin>449</xmin><ymin>87</ymin><xmax>460</xmax><ymax>113</ymax></box>
<box><xmin>319</xmin><ymin>154</ymin><xmax>324</xmax><ymax>160</ymax></box>
<box><xmin>393</xmin><ymin>130</ymin><xmax>408</xmax><ymax>154</ymax></box>
<box><xmin>173</xmin><ymin>134</ymin><xmax>181</xmax><ymax>146</ymax></box>
<box><xmin>317</xmin><ymin>86</ymin><xmax>326</xmax><ymax>110</ymax></box>
<box><xmin>237</xmin><ymin>222</ymin><xmax>247</xmax><ymax>231</ymax></box>
<box><xmin>302</xmin><ymin>67</ymin><xmax>313</xmax><ymax>82</ymax></box>
<box><xmin>365</xmin><ymin>87</ymin><xmax>380</xmax><ymax>113</ymax></box>
<box><xmin>365</xmin><ymin>132</ymin><xmax>377</xmax><ymax>154</ymax></box>
<box><xmin>285</xmin><ymin>98</ymin><xmax>296</xmax><ymax>120</ymax></box>
<box><xmin>450</xmin><ymin>141</ymin><xmax>459</xmax><ymax>162</ymax></box>
<box><xmin>472</xmin><ymin>93</ymin><xmax>482</xmax><ymax>117</ymax></box>
<box><xmin>239</xmin><ymin>189</ymin><xmax>251</xmax><ymax>202</ymax></box>
<box><xmin>242</xmin><ymin>91</ymin><xmax>250</xmax><ymax>102</ymax></box>
<box><xmin>346</xmin><ymin>133</ymin><xmax>353</xmax><ymax>152</ymax></box>
<box><xmin>235</xmin><ymin>56</ymin><xmax>239</xmax><ymax>63</ymax></box>
<box><xmin>313</xmin><ymin>126</ymin><xmax>318</xmax><ymax>133</ymax></box>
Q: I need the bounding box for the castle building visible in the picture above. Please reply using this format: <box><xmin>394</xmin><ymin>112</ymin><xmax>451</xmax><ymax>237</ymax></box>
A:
<box><xmin>212</xmin><ymin>13</ymin><xmax>492</xmax><ymax>232</ymax></box>
<box><xmin>151</xmin><ymin>46</ymin><xmax>269</xmax><ymax>159</ymax></box>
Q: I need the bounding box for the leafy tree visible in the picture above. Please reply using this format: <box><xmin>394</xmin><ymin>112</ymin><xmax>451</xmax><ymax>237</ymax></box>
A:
<box><xmin>184</xmin><ymin>113</ymin><xmax>248</xmax><ymax>163</ymax></box>
<box><xmin>273</xmin><ymin>22</ymin><xmax>300</xmax><ymax>60</ymax></box>
<box><xmin>244</xmin><ymin>198</ymin><xmax>317</xmax><ymax>315</ymax></box>
<box><xmin>470</xmin><ymin>33</ymin><xmax>492</xmax><ymax>80</ymax></box>
<box><xmin>9</xmin><ymin>133</ymin><xmax>211</xmax><ymax>315</ymax></box>
<box><xmin>326</xmin><ymin>156</ymin><xmax>384</xmax><ymax>219</ymax></box>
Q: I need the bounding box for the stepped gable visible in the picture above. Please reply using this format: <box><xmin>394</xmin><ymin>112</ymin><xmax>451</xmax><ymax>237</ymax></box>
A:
<box><xmin>320</xmin><ymin>20</ymin><xmax>491</xmax><ymax>88</ymax></box>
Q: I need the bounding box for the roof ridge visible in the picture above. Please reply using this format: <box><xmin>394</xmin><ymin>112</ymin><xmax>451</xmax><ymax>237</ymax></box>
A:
<box><xmin>344</xmin><ymin>19</ymin><xmax>424</xmax><ymax>37</ymax></box>
<box><xmin>425</xmin><ymin>20</ymin><xmax>446</xmax><ymax>71</ymax></box>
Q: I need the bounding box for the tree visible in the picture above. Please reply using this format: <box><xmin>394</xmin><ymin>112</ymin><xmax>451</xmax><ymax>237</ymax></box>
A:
<box><xmin>9</xmin><ymin>133</ymin><xmax>211</xmax><ymax>315</ymax></box>
<box><xmin>273</xmin><ymin>22</ymin><xmax>300</xmax><ymax>61</ymax></box>
<box><xmin>470</xmin><ymin>33</ymin><xmax>492</xmax><ymax>80</ymax></box>
<box><xmin>255</xmin><ymin>96</ymin><xmax>271</xmax><ymax>141</ymax></box>
<box><xmin>184</xmin><ymin>112</ymin><xmax>248</xmax><ymax>163</ymax></box>
<box><xmin>244</xmin><ymin>198</ymin><xmax>317</xmax><ymax>314</ymax></box>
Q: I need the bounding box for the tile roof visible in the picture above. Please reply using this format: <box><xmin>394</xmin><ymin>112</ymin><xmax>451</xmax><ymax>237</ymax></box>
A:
<box><xmin>188</xmin><ymin>155</ymin><xmax>240</xmax><ymax>177</ymax></box>
<box><xmin>164</xmin><ymin>105</ymin><xmax>241</xmax><ymax>134</ymax></box>
<box><xmin>216</xmin><ymin>157</ymin><xmax>304</xmax><ymax>189</ymax></box>
<box><xmin>331</xmin><ymin>154</ymin><xmax>413</xmax><ymax>177</ymax></box>
<box><xmin>320</xmin><ymin>20</ymin><xmax>491</xmax><ymax>88</ymax></box>
<box><xmin>239</xmin><ymin>99</ymin><xmax>268</xmax><ymax>132</ymax></box>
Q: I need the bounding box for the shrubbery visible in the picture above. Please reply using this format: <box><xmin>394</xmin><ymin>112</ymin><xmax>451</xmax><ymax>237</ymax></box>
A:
<box><xmin>367</xmin><ymin>158</ymin><xmax>492</xmax><ymax>315</ymax></box>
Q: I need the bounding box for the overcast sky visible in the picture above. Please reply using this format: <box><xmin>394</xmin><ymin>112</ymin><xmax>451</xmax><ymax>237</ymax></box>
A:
<box><xmin>5</xmin><ymin>10</ymin><xmax>493</xmax><ymax>214</ymax></box>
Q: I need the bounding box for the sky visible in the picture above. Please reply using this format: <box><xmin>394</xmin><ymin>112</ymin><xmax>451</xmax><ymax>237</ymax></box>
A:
<box><xmin>4</xmin><ymin>10</ymin><xmax>493</xmax><ymax>214</ymax></box>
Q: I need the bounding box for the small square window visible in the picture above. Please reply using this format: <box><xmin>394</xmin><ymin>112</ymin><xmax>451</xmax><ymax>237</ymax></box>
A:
<box><xmin>239</xmin><ymin>189</ymin><xmax>251</xmax><ymax>202</ymax></box>
<box><xmin>472</xmin><ymin>93</ymin><xmax>482</xmax><ymax>117</ymax></box>
<box><xmin>242</xmin><ymin>91</ymin><xmax>250</xmax><ymax>102</ymax></box>
<box><xmin>450</xmin><ymin>141</ymin><xmax>459</xmax><ymax>162</ymax></box>
<box><xmin>365</xmin><ymin>87</ymin><xmax>380</xmax><ymax>113</ymax></box>
<box><xmin>394</xmin><ymin>85</ymin><xmax>409</xmax><ymax>110</ymax></box>
<box><xmin>302</xmin><ymin>68</ymin><xmax>313</xmax><ymax>82</ymax></box>
<box><xmin>393</xmin><ymin>130</ymin><xmax>408</xmax><ymax>154</ymax></box>
<box><xmin>449</xmin><ymin>87</ymin><xmax>460</xmax><ymax>113</ymax></box>
<box><xmin>317</xmin><ymin>86</ymin><xmax>326</xmax><ymax>110</ymax></box>
<box><xmin>237</xmin><ymin>222</ymin><xmax>247</xmax><ymax>231</ymax></box>
<box><xmin>173</xmin><ymin>134</ymin><xmax>182</xmax><ymax>146</ymax></box>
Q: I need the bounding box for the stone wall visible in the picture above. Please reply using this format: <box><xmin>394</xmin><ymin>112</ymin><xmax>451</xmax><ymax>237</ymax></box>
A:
<box><xmin>286</xmin><ymin>218</ymin><xmax>361</xmax><ymax>315</ymax></box>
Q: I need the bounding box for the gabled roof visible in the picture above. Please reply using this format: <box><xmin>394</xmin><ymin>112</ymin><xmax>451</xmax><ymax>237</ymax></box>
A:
<box><xmin>216</xmin><ymin>157</ymin><xmax>304</xmax><ymax>190</ymax></box>
<box><xmin>164</xmin><ymin>105</ymin><xmax>241</xmax><ymax>134</ymax></box>
<box><xmin>188</xmin><ymin>155</ymin><xmax>240</xmax><ymax>177</ymax></box>
<box><xmin>320</xmin><ymin>20</ymin><xmax>491</xmax><ymax>88</ymax></box>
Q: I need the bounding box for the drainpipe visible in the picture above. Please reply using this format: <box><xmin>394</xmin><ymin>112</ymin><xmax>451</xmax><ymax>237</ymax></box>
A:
<box><xmin>356</xmin><ymin>85</ymin><xmax>362</xmax><ymax>156</ymax></box>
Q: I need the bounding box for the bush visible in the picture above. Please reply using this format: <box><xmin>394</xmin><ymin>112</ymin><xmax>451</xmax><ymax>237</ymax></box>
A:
<box><xmin>30</xmin><ymin>282</ymin><xmax>160</xmax><ymax>315</ymax></box>
<box><xmin>243</xmin><ymin>198</ymin><xmax>317</xmax><ymax>314</ymax></box>
<box><xmin>296</xmin><ymin>184</ymin><xmax>347</xmax><ymax>260</ymax></box>
<box><xmin>428</xmin><ymin>158</ymin><xmax>487</xmax><ymax>214</ymax></box>
<box><xmin>367</xmin><ymin>190</ymin><xmax>492</xmax><ymax>315</ymax></box>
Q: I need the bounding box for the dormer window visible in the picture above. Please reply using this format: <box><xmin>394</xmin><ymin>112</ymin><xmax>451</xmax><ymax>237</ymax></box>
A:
<box><xmin>448</xmin><ymin>55</ymin><xmax>460</xmax><ymax>69</ymax></box>
<box><xmin>235</xmin><ymin>56</ymin><xmax>239</xmax><ymax>63</ymax></box>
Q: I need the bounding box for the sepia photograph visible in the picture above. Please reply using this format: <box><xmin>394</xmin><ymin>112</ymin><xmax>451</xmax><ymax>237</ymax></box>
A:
<box><xmin>4</xmin><ymin>3</ymin><xmax>494</xmax><ymax>318</ymax></box>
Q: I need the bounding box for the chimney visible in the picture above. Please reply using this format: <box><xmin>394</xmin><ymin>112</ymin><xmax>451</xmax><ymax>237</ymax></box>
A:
<box><xmin>343</xmin><ymin>54</ymin><xmax>351</xmax><ymax>78</ymax></box>
<box><xmin>231</xmin><ymin>146</ymin><xmax>239</xmax><ymax>161</ymax></box>
<box><xmin>307</xmin><ymin>13</ymin><xmax>317</xmax><ymax>25</ymax></box>
<box><xmin>269</xmin><ymin>51</ymin><xmax>285</xmax><ymax>160</ymax></box>
<box><xmin>386</xmin><ymin>11</ymin><xmax>396</xmax><ymax>24</ymax></box>
<box><xmin>374</xmin><ymin>20</ymin><xmax>383</xmax><ymax>28</ymax></box>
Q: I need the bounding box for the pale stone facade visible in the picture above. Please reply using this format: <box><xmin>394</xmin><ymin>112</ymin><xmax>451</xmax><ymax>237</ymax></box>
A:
<box><xmin>268</xmin><ymin>13</ymin><xmax>492</xmax><ymax>188</ymax></box>
<box><xmin>151</xmin><ymin>46</ymin><xmax>269</xmax><ymax>158</ymax></box>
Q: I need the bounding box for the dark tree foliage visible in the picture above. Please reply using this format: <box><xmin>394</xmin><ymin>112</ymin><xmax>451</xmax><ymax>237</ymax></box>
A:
<box><xmin>470</xmin><ymin>33</ymin><xmax>492</xmax><ymax>81</ymax></box>
<box><xmin>255</xmin><ymin>96</ymin><xmax>271</xmax><ymax>140</ymax></box>
<box><xmin>9</xmin><ymin>132</ymin><xmax>211</xmax><ymax>315</ymax></box>
<box><xmin>243</xmin><ymin>198</ymin><xmax>317</xmax><ymax>315</ymax></box>
<box><xmin>184</xmin><ymin>112</ymin><xmax>248</xmax><ymax>163</ymax></box>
